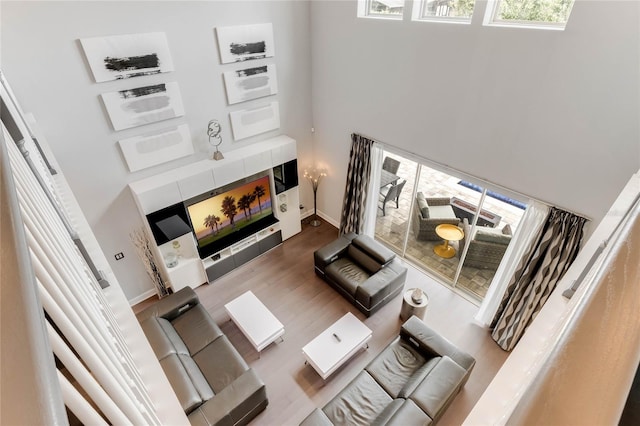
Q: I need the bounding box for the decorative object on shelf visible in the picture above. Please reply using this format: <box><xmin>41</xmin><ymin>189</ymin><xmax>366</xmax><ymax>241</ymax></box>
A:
<box><xmin>164</xmin><ymin>252</ymin><xmax>178</xmax><ymax>268</ymax></box>
<box><xmin>304</xmin><ymin>167</ymin><xmax>327</xmax><ymax>227</ymax></box>
<box><xmin>411</xmin><ymin>287</ymin><xmax>425</xmax><ymax>304</ymax></box>
<box><xmin>229</xmin><ymin>102</ymin><xmax>280</xmax><ymax>141</ymax></box>
<box><xmin>278</xmin><ymin>193</ymin><xmax>287</xmax><ymax>213</ymax></box>
<box><xmin>101</xmin><ymin>82</ymin><xmax>185</xmax><ymax>131</ymax></box>
<box><xmin>118</xmin><ymin>124</ymin><xmax>194</xmax><ymax>172</ymax></box>
<box><xmin>207</xmin><ymin>119</ymin><xmax>224</xmax><ymax>160</ymax></box>
<box><xmin>80</xmin><ymin>32</ymin><xmax>175</xmax><ymax>83</ymax></box>
<box><xmin>130</xmin><ymin>227</ymin><xmax>169</xmax><ymax>298</ymax></box>
<box><xmin>171</xmin><ymin>239</ymin><xmax>182</xmax><ymax>257</ymax></box>
<box><xmin>216</xmin><ymin>23</ymin><xmax>275</xmax><ymax>64</ymax></box>
<box><xmin>223</xmin><ymin>64</ymin><xmax>278</xmax><ymax>105</ymax></box>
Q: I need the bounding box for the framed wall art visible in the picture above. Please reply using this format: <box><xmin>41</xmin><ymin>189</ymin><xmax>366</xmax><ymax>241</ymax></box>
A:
<box><xmin>101</xmin><ymin>82</ymin><xmax>185</xmax><ymax>131</ymax></box>
<box><xmin>223</xmin><ymin>64</ymin><xmax>278</xmax><ymax>105</ymax></box>
<box><xmin>80</xmin><ymin>32</ymin><xmax>174</xmax><ymax>82</ymax></box>
<box><xmin>118</xmin><ymin>124</ymin><xmax>193</xmax><ymax>172</ymax></box>
<box><xmin>216</xmin><ymin>23</ymin><xmax>275</xmax><ymax>64</ymax></box>
<box><xmin>229</xmin><ymin>101</ymin><xmax>280</xmax><ymax>141</ymax></box>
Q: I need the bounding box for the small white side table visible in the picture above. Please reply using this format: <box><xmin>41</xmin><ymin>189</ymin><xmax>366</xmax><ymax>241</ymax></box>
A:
<box><xmin>400</xmin><ymin>288</ymin><xmax>429</xmax><ymax>321</ymax></box>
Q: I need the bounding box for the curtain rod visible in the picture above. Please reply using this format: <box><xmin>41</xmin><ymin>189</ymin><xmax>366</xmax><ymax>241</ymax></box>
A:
<box><xmin>355</xmin><ymin>132</ymin><xmax>592</xmax><ymax>222</ymax></box>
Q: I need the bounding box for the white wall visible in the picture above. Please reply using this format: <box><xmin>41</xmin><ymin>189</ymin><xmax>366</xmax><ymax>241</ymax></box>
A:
<box><xmin>310</xmin><ymin>0</ymin><xmax>640</xmax><ymax>231</ymax></box>
<box><xmin>1</xmin><ymin>1</ymin><xmax>313</xmax><ymax>302</ymax></box>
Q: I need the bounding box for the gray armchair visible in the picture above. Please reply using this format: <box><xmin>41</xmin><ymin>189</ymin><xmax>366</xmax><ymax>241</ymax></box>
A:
<box><xmin>459</xmin><ymin>218</ymin><xmax>512</xmax><ymax>270</ymax></box>
<box><xmin>411</xmin><ymin>192</ymin><xmax>460</xmax><ymax>241</ymax></box>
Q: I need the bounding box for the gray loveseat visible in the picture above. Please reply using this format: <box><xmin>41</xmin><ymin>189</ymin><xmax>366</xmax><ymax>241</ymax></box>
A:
<box><xmin>137</xmin><ymin>287</ymin><xmax>268</xmax><ymax>426</ymax></box>
<box><xmin>300</xmin><ymin>316</ymin><xmax>476</xmax><ymax>425</ymax></box>
<box><xmin>314</xmin><ymin>233</ymin><xmax>407</xmax><ymax>317</ymax></box>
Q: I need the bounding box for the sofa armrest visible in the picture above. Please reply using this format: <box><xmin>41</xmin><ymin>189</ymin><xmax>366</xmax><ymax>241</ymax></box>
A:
<box><xmin>299</xmin><ymin>408</ymin><xmax>334</xmax><ymax>426</ymax></box>
<box><xmin>314</xmin><ymin>233</ymin><xmax>356</xmax><ymax>271</ymax></box>
<box><xmin>400</xmin><ymin>316</ymin><xmax>475</xmax><ymax>373</ymax></box>
<box><xmin>136</xmin><ymin>287</ymin><xmax>200</xmax><ymax>322</ymax></box>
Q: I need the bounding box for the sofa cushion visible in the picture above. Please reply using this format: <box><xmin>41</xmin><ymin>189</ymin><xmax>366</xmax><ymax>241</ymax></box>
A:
<box><xmin>365</xmin><ymin>338</ymin><xmax>426</xmax><ymax>398</ymax></box>
<box><xmin>323</xmin><ymin>371</ymin><xmax>392</xmax><ymax>425</ymax></box>
<box><xmin>326</xmin><ymin>258</ymin><xmax>370</xmax><ymax>296</ymax></box>
<box><xmin>428</xmin><ymin>205</ymin><xmax>457</xmax><ymax>220</ymax></box>
<box><xmin>398</xmin><ymin>356</ymin><xmax>441</xmax><ymax>398</ymax></box>
<box><xmin>193</xmin><ymin>335</ymin><xmax>249</xmax><ymax>393</ymax></box>
<box><xmin>385</xmin><ymin>399</ymin><xmax>432</xmax><ymax>426</ymax></box>
<box><xmin>171</xmin><ymin>304</ymin><xmax>224</xmax><ymax>356</ymax></box>
<box><xmin>352</xmin><ymin>235</ymin><xmax>395</xmax><ymax>265</ymax></box>
<box><xmin>408</xmin><ymin>356</ymin><xmax>467</xmax><ymax>419</ymax></box>
<box><xmin>348</xmin><ymin>245</ymin><xmax>382</xmax><ymax>273</ymax></box>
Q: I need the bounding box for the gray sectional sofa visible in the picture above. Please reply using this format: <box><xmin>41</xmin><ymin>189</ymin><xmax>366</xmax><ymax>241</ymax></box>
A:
<box><xmin>300</xmin><ymin>316</ymin><xmax>476</xmax><ymax>425</ymax></box>
<box><xmin>137</xmin><ymin>287</ymin><xmax>268</xmax><ymax>426</ymax></box>
<box><xmin>314</xmin><ymin>233</ymin><xmax>407</xmax><ymax>317</ymax></box>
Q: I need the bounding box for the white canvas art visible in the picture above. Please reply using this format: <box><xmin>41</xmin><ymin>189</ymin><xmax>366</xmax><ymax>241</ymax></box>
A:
<box><xmin>216</xmin><ymin>23</ymin><xmax>275</xmax><ymax>64</ymax></box>
<box><xmin>118</xmin><ymin>124</ymin><xmax>193</xmax><ymax>172</ymax></box>
<box><xmin>224</xmin><ymin>64</ymin><xmax>278</xmax><ymax>105</ymax></box>
<box><xmin>80</xmin><ymin>32</ymin><xmax>174</xmax><ymax>82</ymax></box>
<box><xmin>229</xmin><ymin>102</ymin><xmax>280</xmax><ymax>141</ymax></box>
<box><xmin>101</xmin><ymin>82</ymin><xmax>185</xmax><ymax>131</ymax></box>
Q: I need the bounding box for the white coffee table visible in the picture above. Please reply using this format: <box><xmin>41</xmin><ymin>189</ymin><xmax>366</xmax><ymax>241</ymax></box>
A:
<box><xmin>302</xmin><ymin>312</ymin><xmax>372</xmax><ymax>380</ymax></box>
<box><xmin>224</xmin><ymin>291</ymin><xmax>284</xmax><ymax>353</ymax></box>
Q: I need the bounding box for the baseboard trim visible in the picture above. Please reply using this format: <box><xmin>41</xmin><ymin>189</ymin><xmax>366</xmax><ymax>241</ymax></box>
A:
<box><xmin>301</xmin><ymin>209</ymin><xmax>340</xmax><ymax>228</ymax></box>
<box><xmin>128</xmin><ymin>288</ymin><xmax>157</xmax><ymax>307</ymax></box>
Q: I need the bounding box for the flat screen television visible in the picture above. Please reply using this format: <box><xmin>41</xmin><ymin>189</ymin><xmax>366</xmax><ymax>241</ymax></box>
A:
<box><xmin>185</xmin><ymin>173</ymin><xmax>278</xmax><ymax>259</ymax></box>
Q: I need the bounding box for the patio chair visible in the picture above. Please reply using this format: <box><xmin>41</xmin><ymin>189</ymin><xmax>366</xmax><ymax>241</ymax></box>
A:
<box><xmin>382</xmin><ymin>157</ymin><xmax>400</xmax><ymax>174</ymax></box>
<box><xmin>411</xmin><ymin>192</ymin><xmax>460</xmax><ymax>240</ymax></box>
<box><xmin>458</xmin><ymin>218</ymin><xmax>512</xmax><ymax>270</ymax></box>
<box><xmin>379</xmin><ymin>182</ymin><xmax>401</xmax><ymax>216</ymax></box>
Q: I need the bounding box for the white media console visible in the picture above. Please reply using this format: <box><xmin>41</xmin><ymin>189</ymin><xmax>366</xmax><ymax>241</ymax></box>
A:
<box><xmin>129</xmin><ymin>135</ymin><xmax>301</xmax><ymax>292</ymax></box>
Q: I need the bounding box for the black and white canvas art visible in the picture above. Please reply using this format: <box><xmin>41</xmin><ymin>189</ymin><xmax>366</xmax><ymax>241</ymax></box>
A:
<box><xmin>118</xmin><ymin>124</ymin><xmax>193</xmax><ymax>172</ymax></box>
<box><xmin>216</xmin><ymin>23</ymin><xmax>275</xmax><ymax>64</ymax></box>
<box><xmin>101</xmin><ymin>82</ymin><xmax>185</xmax><ymax>131</ymax></box>
<box><xmin>223</xmin><ymin>64</ymin><xmax>278</xmax><ymax>105</ymax></box>
<box><xmin>80</xmin><ymin>32</ymin><xmax>174</xmax><ymax>82</ymax></box>
<box><xmin>229</xmin><ymin>102</ymin><xmax>280</xmax><ymax>141</ymax></box>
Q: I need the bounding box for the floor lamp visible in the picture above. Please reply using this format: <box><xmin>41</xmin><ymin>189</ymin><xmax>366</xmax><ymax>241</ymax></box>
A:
<box><xmin>304</xmin><ymin>168</ymin><xmax>327</xmax><ymax>227</ymax></box>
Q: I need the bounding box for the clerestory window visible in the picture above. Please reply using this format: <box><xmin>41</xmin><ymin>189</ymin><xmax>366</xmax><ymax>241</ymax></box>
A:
<box><xmin>484</xmin><ymin>0</ymin><xmax>576</xmax><ymax>30</ymax></box>
<box><xmin>358</xmin><ymin>0</ymin><xmax>405</xmax><ymax>20</ymax></box>
<box><xmin>412</xmin><ymin>0</ymin><xmax>476</xmax><ymax>23</ymax></box>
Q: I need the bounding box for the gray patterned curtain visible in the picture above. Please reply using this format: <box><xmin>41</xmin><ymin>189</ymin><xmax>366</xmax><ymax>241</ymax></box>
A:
<box><xmin>491</xmin><ymin>207</ymin><xmax>588</xmax><ymax>351</ymax></box>
<box><xmin>339</xmin><ymin>134</ymin><xmax>373</xmax><ymax>235</ymax></box>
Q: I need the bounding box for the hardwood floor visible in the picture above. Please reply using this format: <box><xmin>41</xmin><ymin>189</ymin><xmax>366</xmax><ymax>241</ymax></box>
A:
<box><xmin>137</xmin><ymin>220</ymin><xmax>509</xmax><ymax>425</ymax></box>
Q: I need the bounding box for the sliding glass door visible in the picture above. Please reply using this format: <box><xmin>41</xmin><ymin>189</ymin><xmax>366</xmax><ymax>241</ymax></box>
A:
<box><xmin>374</xmin><ymin>151</ymin><xmax>526</xmax><ymax>302</ymax></box>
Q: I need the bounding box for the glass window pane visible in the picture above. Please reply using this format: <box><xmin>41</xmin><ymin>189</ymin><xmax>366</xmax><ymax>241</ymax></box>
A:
<box><xmin>494</xmin><ymin>0</ymin><xmax>574</xmax><ymax>25</ymax></box>
<box><xmin>369</xmin><ymin>0</ymin><xmax>404</xmax><ymax>17</ymax></box>
<box><xmin>457</xmin><ymin>188</ymin><xmax>527</xmax><ymax>299</ymax></box>
<box><xmin>422</xmin><ymin>0</ymin><xmax>476</xmax><ymax>20</ymax></box>
<box><xmin>375</xmin><ymin>152</ymin><xmax>415</xmax><ymax>254</ymax></box>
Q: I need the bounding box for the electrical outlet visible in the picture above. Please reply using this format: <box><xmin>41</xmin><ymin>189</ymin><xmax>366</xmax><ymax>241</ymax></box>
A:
<box><xmin>114</xmin><ymin>252</ymin><xmax>124</xmax><ymax>260</ymax></box>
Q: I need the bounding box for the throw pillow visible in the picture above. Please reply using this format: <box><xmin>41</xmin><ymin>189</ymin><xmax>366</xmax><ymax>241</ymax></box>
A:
<box><xmin>416</xmin><ymin>196</ymin><xmax>430</xmax><ymax>219</ymax></box>
<box><xmin>502</xmin><ymin>224</ymin><xmax>512</xmax><ymax>236</ymax></box>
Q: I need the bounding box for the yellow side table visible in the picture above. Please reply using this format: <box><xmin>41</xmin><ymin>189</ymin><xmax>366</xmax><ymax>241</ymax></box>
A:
<box><xmin>434</xmin><ymin>224</ymin><xmax>464</xmax><ymax>259</ymax></box>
